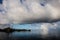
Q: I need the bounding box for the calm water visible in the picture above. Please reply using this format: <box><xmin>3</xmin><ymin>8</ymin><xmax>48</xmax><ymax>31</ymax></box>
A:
<box><xmin>10</xmin><ymin>30</ymin><xmax>41</xmax><ymax>40</ymax></box>
<box><xmin>0</xmin><ymin>29</ymin><xmax>42</xmax><ymax>40</ymax></box>
<box><xmin>0</xmin><ymin>29</ymin><xmax>60</xmax><ymax>40</ymax></box>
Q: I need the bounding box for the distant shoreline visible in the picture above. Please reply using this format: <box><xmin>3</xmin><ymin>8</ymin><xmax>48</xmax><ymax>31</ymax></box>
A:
<box><xmin>0</xmin><ymin>27</ymin><xmax>31</xmax><ymax>33</ymax></box>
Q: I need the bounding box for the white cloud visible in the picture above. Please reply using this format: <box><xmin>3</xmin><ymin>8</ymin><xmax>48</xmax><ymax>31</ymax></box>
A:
<box><xmin>0</xmin><ymin>0</ymin><xmax>60</xmax><ymax>24</ymax></box>
<box><xmin>39</xmin><ymin>22</ymin><xmax>60</xmax><ymax>37</ymax></box>
<box><xmin>0</xmin><ymin>0</ymin><xmax>60</xmax><ymax>37</ymax></box>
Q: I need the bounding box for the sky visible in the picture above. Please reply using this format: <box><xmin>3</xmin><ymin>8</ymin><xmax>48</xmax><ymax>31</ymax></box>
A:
<box><xmin>0</xmin><ymin>0</ymin><xmax>60</xmax><ymax>24</ymax></box>
<box><xmin>0</xmin><ymin>0</ymin><xmax>2</xmax><ymax>4</ymax></box>
<box><xmin>0</xmin><ymin>0</ymin><xmax>60</xmax><ymax>36</ymax></box>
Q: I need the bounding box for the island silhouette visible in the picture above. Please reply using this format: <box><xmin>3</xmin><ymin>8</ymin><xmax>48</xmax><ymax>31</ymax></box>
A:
<box><xmin>0</xmin><ymin>27</ymin><xmax>31</xmax><ymax>33</ymax></box>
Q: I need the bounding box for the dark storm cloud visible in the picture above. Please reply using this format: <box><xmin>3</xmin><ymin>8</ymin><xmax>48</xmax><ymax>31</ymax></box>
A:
<box><xmin>20</xmin><ymin>18</ymin><xmax>60</xmax><ymax>24</ymax></box>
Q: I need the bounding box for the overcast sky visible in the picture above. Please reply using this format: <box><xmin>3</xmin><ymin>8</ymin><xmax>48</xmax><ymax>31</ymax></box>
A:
<box><xmin>0</xmin><ymin>0</ymin><xmax>60</xmax><ymax>24</ymax></box>
<box><xmin>0</xmin><ymin>0</ymin><xmax>60</xmax><ymax>36</ymax></box>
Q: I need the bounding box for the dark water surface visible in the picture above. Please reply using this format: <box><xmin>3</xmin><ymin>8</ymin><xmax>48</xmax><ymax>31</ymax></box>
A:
<box><xmin>0</xmin><ymin>30</ymin><xmax>60</xmax><ymax>40</ymax></box>
<box><xmin>0</xmin><ymin>30</ymin><xmax>42</xmax><ymax>40</ymax></box>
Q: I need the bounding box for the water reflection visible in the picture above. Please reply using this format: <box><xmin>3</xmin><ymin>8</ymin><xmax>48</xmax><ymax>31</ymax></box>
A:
<box><xmin>10</xmin><ymin>29</ymin><xmax>41</xmax><ymax>40</ymax></box>
<box><xmin>0</xmin><ymin>32</ymin><xmax>9</xmax><ymax>40</ymax></box>
<box><xmin>0</xmin><ymin>29</ymin><xmax>60</xmax><ymax>40</ymax></box>
<box><xmin>0</xmin><ymin>30</ymin><xmax>41</xmax><ymax>40</ymax></box>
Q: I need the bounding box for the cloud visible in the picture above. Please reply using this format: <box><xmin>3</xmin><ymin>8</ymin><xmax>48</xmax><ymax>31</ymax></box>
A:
<box><xmin>39</xmin><ymin>22</ymin><xmax>60</xmax><ymax>37</ymax></box>
<box><xmin>0</xmin><ymin>4</ymin><xmax>9</xmax><ymax>24</ymax></box>
<box><xmin>0</xmin><ymin>0</ymin><xmax>60</xmax><ymax>36</ymax></box>
<box><xmin>0</xmin><ymin>0</ymin><xmax>60</xmax><ymax>24</ymax></box>
<box><xmin>0</xmin><ymin>24</ymin><xmax>10</xmax><ymax>29</ymax></box>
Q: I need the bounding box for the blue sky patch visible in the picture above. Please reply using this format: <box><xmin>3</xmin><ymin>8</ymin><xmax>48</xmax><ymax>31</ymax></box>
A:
<box><xmin>0</xmin><ymin>0</ymin><xmax>3</xmax><ymax>4</ymax></box>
